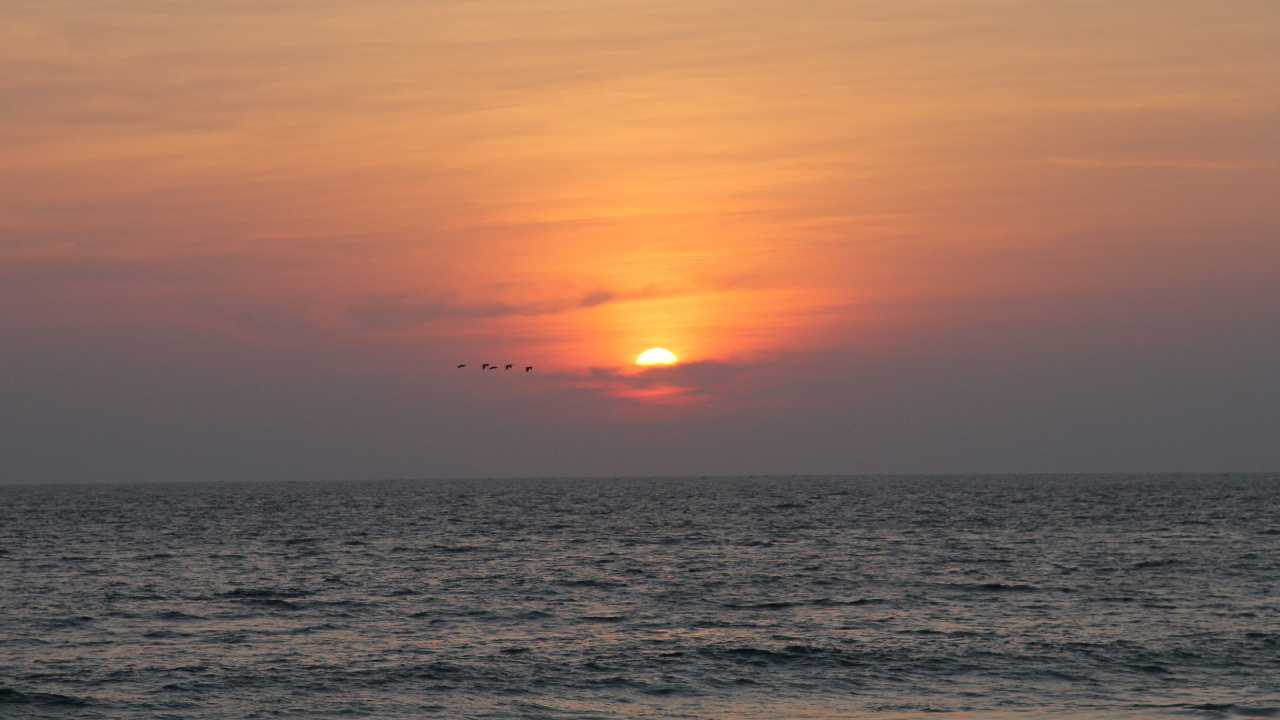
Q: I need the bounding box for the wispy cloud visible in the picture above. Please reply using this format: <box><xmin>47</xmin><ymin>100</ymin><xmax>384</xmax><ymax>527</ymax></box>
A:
<box><xmin>346</xmin><ymin>282</ymin><xmax>691</xmax><ymax>332</ymax></box>
<box><xmin>1045</xmin><ymin>157</ymin><xmax>1279</xmax><ymax>171</ymax></box>
<box><xmin>0</xmin><ymin>252</ymin><xmax>272</xmax><ymax>288</ymax></box>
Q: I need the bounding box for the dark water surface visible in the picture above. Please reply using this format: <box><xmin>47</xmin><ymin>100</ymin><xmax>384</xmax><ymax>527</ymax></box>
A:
<box><xmin>1</xmin><ymin>475</ymin><xmax>1277</xmax><ymax>719</ymax></box>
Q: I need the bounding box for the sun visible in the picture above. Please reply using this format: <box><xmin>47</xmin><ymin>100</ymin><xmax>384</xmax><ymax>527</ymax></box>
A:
<box><xmin>636</xmin><ymin>348</ymin><xmax>678</xmax><ymax>366</ymax></box>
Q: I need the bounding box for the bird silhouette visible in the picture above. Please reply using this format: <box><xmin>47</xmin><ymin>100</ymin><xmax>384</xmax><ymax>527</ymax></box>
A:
<box><xmin>457</xmin><ymin>362</ymin><xmax>535</xmax><ymax>373</ymax></box>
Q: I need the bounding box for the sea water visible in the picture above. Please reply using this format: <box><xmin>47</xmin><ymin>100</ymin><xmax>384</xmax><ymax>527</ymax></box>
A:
<box><xmin>1</xmin><ymin>475</ymin><xmax>1276</xmax><ymax>719</ymax></box>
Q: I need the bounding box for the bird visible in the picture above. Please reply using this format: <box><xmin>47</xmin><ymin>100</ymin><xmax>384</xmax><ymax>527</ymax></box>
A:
<box><xmin>505</xmin><ymin>364</ymin><xmax>513</xmax><ymax>370</ymax></box>
<box><xmin>488</xmin><ymin>365</ymin><xmax>498</xmax><ymax>370</ymax></box>
<box><xmin>457</xmin><ymin>364</ymin><xmax>466</xmax><ymax>368</ymax></box>
<box><xmin>481</xmin><ymin>363</ymin><xmax>489</xmax><ymax>369</ymax></box>
<box><xmin>525</xmin><ymin>367</ymin><xmax>533</xmax><ymax>372</ymax></box>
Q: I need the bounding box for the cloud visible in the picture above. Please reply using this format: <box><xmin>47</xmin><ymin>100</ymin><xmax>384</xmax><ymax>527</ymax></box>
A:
<box><xmin>346</xmin><ymin>282</ymin><xmax>690</xmax><ymax>332</ymax></box>
<box><xmin>609</xmin><ymin>360</ymin><xmax>753</xmax><ymax>389</ymax></box>
<box><xmin>1045</xmin><ymin>157</ymin><xmax>1279</xmax><ymax>171</ymax></box>
<box><xmin>189</xmin><ymin>297</ymin><xmax>325</xmax><ymax>341</ymax></box>
<box><xmin>531</xmin><ymin>356</ymin><xmax>809</xmax><ymax>407</ymax></box>
<box><xmin>0</xmin><ymin>253</ymin><xmax>238</xmax><ymax>287</ymax></box>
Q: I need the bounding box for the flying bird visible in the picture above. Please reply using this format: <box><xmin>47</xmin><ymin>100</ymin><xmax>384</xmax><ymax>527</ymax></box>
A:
<box><xmin>505</xmin><ymin>364</ymin><xmax>513</xmax><ymax>370</ymax></box>
<box><xmin>525</xmin><ymin>367</ymin><xmax>533</xmax><ymax>372</ymax></box>
<box><xmin>457</xmin><ymin>364</ymin><xmax>466</xmax><ymax>368</ymax></box>
<box><xmin>481</xmin><ymin>363</ymin><xmax>489</xmax><ymax>369</ymax></box>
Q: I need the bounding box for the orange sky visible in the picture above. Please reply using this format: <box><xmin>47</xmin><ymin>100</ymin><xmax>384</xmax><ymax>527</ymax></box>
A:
<box><xmin>2</xmin><ymin>0</ymin><xmax>1278</xmax><ymax>479</ymax></box>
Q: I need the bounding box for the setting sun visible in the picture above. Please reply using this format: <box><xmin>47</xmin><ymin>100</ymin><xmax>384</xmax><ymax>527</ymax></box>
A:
<box><xmin>635</xmin><ymin>348</ymin><xmax>678</xmax><ymax>366</ymax></box>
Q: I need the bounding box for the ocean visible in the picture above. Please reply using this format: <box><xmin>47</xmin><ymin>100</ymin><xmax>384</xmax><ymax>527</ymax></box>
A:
<box><xmin>1</xmin><ymin>475</ymin><xmax>1276</xmax><ymax>719</ymax></box>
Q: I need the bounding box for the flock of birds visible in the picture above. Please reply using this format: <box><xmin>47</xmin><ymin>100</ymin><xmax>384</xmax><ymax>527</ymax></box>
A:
<box><xmin>458</xmin><ymin>363</ymin><xmax>533</xmax><ymax>372</ymax></box>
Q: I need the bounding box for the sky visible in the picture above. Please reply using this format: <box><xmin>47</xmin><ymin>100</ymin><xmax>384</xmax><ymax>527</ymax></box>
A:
<box><xmin>2</xmin><ymin>0</ymin><xmax>1278</xmax><ymax>483</ymax></box>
